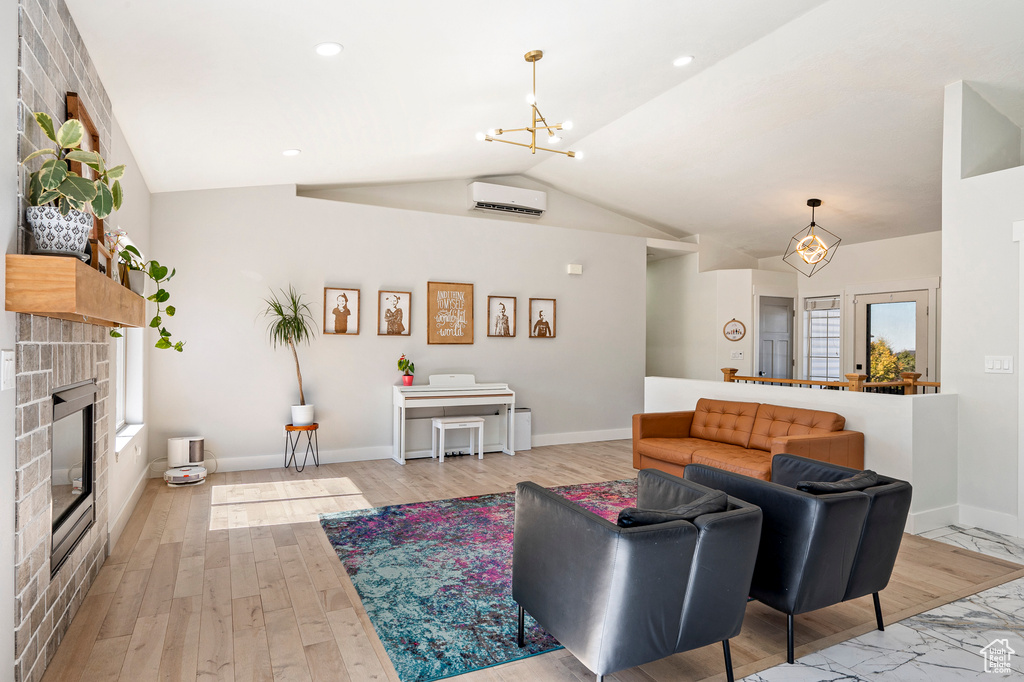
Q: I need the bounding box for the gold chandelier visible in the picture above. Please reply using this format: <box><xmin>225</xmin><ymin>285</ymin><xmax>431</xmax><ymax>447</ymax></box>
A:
<box><xmin>783</xmin><ymin>199</ymin><xmax>841</xmax><ymax>277</ymax></box>
<box><xmin>477</xmin><ymin>50</ymin><xmax>577</xmax><ymax>159</ymax></box>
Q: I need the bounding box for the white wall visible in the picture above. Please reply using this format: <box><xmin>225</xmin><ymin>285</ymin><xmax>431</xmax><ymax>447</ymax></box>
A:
<box><xmin>300</xmin><ymin>174</ymin><xmax>678</xmax><ymax>240</ymax></box>
<box><xmin>646</xmin><ymin>262</ymin><xmax>801</xmax><ymax>381</ymax></box>
<box><xmin>645</xmin><ymin>377</ymin><xmax>959</xmax><ymax>533</ymax></box>
<box><xmin>759</xmin><ymin>231</ymin><xmax>942</xmax><ymax>294</ymax></box>
<box><xmin>650</xmin><ymin>232</ymin><xmax>942</xmax><ymax>384</ymax></box>
<box><xmin>715</xmin><ymin>269</ymin><xmax>756</xmax><ymax>374</ymax></box>
<box><xmin>646</xmin><ymin>260</ymin><xmax>769</xmax><ymax>381</ymax></box>
<box><xmin>646</xmin><ymin>254</ymin><xmax>716</xmax><ymax>379</ymax></box>
<box><xmin>106</xmin><ymin>116</ymin><xmax>153</xmax><ymax>548</ymax></box>
<box><xmin>697</xmin><ymin>235</ymin><xmax>760</xmax><ymax>272</ymax></box>
<box><xmin>942</xmin><ymin>81</ymin><xmax>1024</xmax><ymax>534</ymax></box>
<box><xmin>0</xmin><ymin>2</ymin><xmax>19</xmax><ymax>677</ymax></box>
<box><xmin>960</xmin><ymin>82</ymin><xmax>1022</xmax><ymax>179</ymax></box>
<box><xmin>147</xmin><ymin>186</ymin><xmax>647</xmax><ymax>469</ymax></box>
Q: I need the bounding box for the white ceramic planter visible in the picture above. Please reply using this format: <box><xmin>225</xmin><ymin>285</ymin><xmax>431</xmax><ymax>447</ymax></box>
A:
<box><xmin>26</xmin><ymin>206</ymin><xmax>92</xmax><ymax>254</ymax></box>
<box><xmin>291</xmin><ymin>404</ymin><xmax>315</xmax><ymax>426</ymax></box>
<box><xmin>127</xmin><ymin>269</ymin><xmax>146</xmax><ymax>295</ymax></box>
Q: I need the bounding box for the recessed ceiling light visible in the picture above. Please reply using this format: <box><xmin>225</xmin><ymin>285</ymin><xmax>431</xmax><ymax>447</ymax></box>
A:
<box><xmin>673</xmin><ymin>55</ymin><xmax>694</xmax><ymax>67</ymax></box>
<box><xmin>282</xmin><ymin>149</ymin><xmax>301</xmax><ymax>157</ymax></box>
<box><xmin>315</xmin><ymin>42</ymin><xmax>344</xmax><ymax>57</ymax></box>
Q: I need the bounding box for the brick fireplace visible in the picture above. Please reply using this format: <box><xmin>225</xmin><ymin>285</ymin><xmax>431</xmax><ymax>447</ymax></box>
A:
<box><xmin>13</xmin><ymin>314</ymin><xmax>110</xmax><ymax>682</ymax></box>
<box><xmin>13</xmin><ymin>1</ymin><xmax>118</xmax><ymax>679</ymax></box>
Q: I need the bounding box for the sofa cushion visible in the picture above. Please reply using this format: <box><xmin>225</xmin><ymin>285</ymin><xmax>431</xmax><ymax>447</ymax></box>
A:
<box><xmin>747</xmin><ymin>403</ymin><xmax>846</xmax><ymax>452</ymax></box>
<box><xmin>689</xmin><ymin>398</ymin><xmax>759</xmax><ymax>448</ymax></box>
<box><xmin>797</xmin><ymin>470</ymin><xmax>879</xmax><ymax>494</ymax></box>
<box><xmin>637</xmin><ymin>437</ymin><xmax>728</xmax><ymax>465</ymax></box>
<box><xmin>692</xmin><ymin>447</ymin><xmax>773</xmax><ymax>480</ymax></box>
<box><xmin>616</xmin><ymin>490</ymin><xmax>729</xmax><ymax>528</ymax></box>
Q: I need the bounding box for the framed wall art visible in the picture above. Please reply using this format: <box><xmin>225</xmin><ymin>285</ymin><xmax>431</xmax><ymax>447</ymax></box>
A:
<box><xmin>427</xmin><ymin>281</ymin><xmax>473</xmax><ymax>344</ymax></box>
<box><xmin>723</xmin><ymin>318</ymin><xmax>746</xmax><ymax>341</ymax></box>
<box><xmin>89</xmin><ymin>239</ymin><xmax>110</xmax><ymax>277</ymax></box>
<box><xmin>529</xmin><ymin>298</ymin><xmax>556</xmax><ymax>338</ymax></box>
<box><xmin>324</xmin><ymin>287</ymin><xmax>360</xmax><ymax>335</ymax></box>
<box><xmin>487</xmin><ymin>296</ymin><xmax>516</xmax><ymax>338</ymax></box>
<box><xmin>378</xmin><ymin>290</ymin><xmax>411</xmax><ymax>336</ymax></box>
<box><xmin>66</xmin><ymin>92</ymin><xmax>104</xmax><ymax>241</ymax></box>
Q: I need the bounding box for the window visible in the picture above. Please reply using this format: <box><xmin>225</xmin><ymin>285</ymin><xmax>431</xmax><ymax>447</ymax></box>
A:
<box><xmin>115</xmin><ymin>332</ymin><xmax>126</xmax><ymax>430</ymax></box>
<box><xmin>113</xmin><ymin>228</ymin><xmax>143</xmax><ymax>435</ymax></box>
<box><xmin>853</xmin><ymin>290</ymin><xmax>929</xmax><ymax>381</ymax></box>
<box><xmin>806</xmin><ymin>296</ymin><xmax>841</xmax><ymax>381</ymax></box>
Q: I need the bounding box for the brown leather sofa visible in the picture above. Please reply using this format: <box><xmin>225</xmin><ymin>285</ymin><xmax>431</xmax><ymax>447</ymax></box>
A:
<box><xmin>633</xmin><ymin>398</ymin><xmax>864</xmax><ymax>480</ymax></box>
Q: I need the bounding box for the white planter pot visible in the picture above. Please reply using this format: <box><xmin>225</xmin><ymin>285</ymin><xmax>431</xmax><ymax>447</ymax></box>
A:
<box><xmin>127</xmin><ymin>269</ymin><xmax>146</xmax><ymax>295</ymax></box>
<box><xmin>291</xmin><ymin>404</ymin><xmax>315</xmax><ymax>426</ymax></box>
<box><xmin>26</xmin><ymin>206</ymin><xmax>92</xmax><ymax>254</ymax></box>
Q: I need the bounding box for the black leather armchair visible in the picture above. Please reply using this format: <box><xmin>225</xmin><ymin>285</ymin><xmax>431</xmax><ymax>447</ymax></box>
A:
<box><xmin>512</xmin><ymin>469</ymin><xmax>763</xmax><ymax>682</ymax></box>
<box><xmin>684</xmin><ymin>454</ymin><xmax>912</xmax><ymax>664</ymax></box>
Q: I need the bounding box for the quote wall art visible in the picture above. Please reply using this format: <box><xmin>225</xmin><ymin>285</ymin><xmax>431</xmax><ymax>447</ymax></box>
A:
<box><xmin>427</xmin><ymin>281</ymin><xmax>474</xmax><ymax>344</ymax></box>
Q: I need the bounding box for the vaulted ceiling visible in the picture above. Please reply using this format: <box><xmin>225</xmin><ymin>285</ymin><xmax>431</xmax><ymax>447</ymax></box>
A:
<box><xmin>66</xmin><ymin>0</ymin><xmax>1024</xmax><ymax>257</ymax></box>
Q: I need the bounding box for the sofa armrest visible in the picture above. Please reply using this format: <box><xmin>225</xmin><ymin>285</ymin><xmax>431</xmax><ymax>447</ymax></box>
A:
<box><xmin>633</xmin><ymin>411</ymin><xmax>695</xmax><ymax>467</ymax></box>
<box><xmin>770</xmin><ymin>430</ymin><xmax>864</xmax><ymax>469</ymax></box>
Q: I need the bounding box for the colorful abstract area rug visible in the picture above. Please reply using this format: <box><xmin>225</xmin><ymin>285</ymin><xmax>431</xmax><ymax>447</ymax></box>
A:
<box><xmin>318</xmin><ymin>479</ymin><xmax>636</xmax><ymax>682</ymax></box>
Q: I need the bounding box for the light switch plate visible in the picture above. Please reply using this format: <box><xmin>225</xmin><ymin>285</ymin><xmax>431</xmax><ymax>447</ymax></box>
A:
<box><xmin>730</xmin><ymin>351</ymin><xmax>744</xmax><ymax>360</ymax></box>
<box><xmin>985</xmin><ymin>356</ymin><xmax>1013</xmax><ymax>373</ymax></box>
<box><xmin>1</xmin><ymin>350</ymin><xmax>14</xmax><ymax>391</ymax></box>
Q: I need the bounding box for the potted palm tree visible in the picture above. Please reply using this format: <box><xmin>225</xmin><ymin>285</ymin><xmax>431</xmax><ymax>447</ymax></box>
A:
<box><xmin>262</xmin><ymin>286</ymin><xmax>317</xmax><ymax>425</ymax></box>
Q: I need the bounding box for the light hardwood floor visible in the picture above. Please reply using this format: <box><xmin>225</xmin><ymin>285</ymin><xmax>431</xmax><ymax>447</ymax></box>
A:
<box><xmin>39</xmin><ymin>441</ymin><xmax>1024</xmax><ymax>682</ymax></box>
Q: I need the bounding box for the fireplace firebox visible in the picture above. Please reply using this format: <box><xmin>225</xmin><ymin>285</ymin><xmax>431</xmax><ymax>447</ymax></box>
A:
<box><xmin>50</xmin><ymin>380</ymin><xmax>97</xmax><ymax>576</ymax></box>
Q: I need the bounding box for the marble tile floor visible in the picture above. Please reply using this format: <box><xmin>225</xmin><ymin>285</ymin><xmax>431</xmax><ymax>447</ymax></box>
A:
<box><xmin>743</xmin><ymin>526</ymin><xmax>1024</xmax><ymax>681</ymax></box>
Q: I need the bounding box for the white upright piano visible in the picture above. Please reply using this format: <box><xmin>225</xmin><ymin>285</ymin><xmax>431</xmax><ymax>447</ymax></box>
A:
<box><xmin>392</xmin><ymin>374</ymin><xmax>515</xmax><ymax>464</ymax></box>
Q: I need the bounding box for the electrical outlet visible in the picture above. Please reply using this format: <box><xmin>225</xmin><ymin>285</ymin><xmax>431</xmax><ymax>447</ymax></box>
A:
<box><xmin>134</xmin><ymin>444</ymin><xmax>141</xmax><ymax>460</ymax></box>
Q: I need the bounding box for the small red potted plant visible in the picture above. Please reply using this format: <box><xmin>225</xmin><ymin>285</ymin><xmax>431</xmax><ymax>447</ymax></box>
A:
<box><xmin>398</xmin><ymin>354</ymin><xmax>415</xmax><ymax>386</ymax></box>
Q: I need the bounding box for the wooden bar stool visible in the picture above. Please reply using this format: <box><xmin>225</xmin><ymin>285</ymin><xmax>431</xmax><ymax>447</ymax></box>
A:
<box><xmin>431</xmin><ymin>416</ymin><xmax>485</xmax><ymax>463</ymax></box>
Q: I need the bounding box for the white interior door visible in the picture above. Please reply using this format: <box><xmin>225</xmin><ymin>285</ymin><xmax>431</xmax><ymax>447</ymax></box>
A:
<box><xmin>758</xmin><ymin>296</ymin><xmax>794</xmax><ymax>380</ymax></box>
<box><xmin>853</xmin><ymin>290</ymin><xmax>929</xmax><ymax>381</ymax></box>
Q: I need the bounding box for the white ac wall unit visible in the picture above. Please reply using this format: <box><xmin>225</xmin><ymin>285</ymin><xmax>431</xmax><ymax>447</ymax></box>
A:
<box><xmin>469</xmin><ymin>182</ymin><xmax>546</xmax><ymax>218</ymax></box>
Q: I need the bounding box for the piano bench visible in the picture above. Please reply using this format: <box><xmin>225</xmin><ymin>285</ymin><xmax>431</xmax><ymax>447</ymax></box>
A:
<box><xmin>431</xmin><ymin>416</ymin><xmax>486</xmax><ymax>463</ymax></box>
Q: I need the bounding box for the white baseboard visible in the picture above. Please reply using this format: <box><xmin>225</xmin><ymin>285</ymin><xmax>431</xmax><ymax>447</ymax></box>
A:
<box><xmin>959</xmin><ymin>504</ymin><xmax>1019</xmax><ymax>536</ymax></box>
<box><xmin>208</xmin><ymin>445</ymin><xmax>394</xmax><ymax>473</ymax></box>
<box><xmin>532</xmin><ymin>428</ymin><xmax>631</xmax><ymax>447</ymax></box>
<box><xmin>108</xmin><ymin>467</ymin><xmax>150</xmax><ymax>552</ymax></box>
<box><xmin>177</xmin><ymin>428</ymin><xmax>632</xmax><ymax>473</ymax></box>
<box><xmin>908</xmin><ymin>504</ymin><xmax>959</xmax><ymax>535</ymax></box>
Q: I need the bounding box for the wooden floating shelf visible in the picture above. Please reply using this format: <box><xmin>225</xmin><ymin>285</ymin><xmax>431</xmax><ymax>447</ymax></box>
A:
<box><xmin>5</xmin><ymin>254</ymin><xmax>145</xmax><ymax>328</ymax></box>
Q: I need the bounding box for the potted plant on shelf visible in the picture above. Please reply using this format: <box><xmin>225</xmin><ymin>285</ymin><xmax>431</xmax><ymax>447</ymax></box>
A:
<box><xmin>262</xmin><ymin>286</ymin><xmax>317</xmax><ymax>425</ymax></box>
<box><xmin>22</xmin><ymin>111</ymin><xmax>124</xmax><ymax>255</ymax></box>
<box><xmin>109</xmin><ymin>244</ymin><xmax>184</xmax><ymax>352</ymax></box>
<box><xmin>398</xmin><ymin>354</ymin><xmax>415</xmax><ymax>386</ymax></box>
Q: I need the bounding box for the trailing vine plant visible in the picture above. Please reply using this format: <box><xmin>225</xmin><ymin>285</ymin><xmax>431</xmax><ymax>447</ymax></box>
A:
<box><xmin>110</xmin><ymin>244</ymin><xmax>184</xmax><ymax>351</ymax></box>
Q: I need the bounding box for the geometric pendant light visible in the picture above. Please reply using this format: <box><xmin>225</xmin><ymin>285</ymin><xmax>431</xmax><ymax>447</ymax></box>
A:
<box><xmin>783</xmin><ymin>198</ymin><xmax>841</xmax><ymax>277</ymax></box>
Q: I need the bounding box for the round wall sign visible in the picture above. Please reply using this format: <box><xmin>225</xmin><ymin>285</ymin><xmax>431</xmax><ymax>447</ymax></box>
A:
<box><xmin>723</xmin><ymin>319</ymin><xmax>746</xmax><ymax>341</ymax></box>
